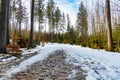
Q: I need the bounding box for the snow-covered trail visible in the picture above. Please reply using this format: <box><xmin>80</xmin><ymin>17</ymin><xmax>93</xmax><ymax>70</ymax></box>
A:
<box><xmin>1</xmin><ymin>43</ymin><xmax>120</xmax><ymax>80</ymax></box>
<box><xmin>50</xmin><ymin>44</ymin><xmax>120</xmax><ymax>80</ymax></box>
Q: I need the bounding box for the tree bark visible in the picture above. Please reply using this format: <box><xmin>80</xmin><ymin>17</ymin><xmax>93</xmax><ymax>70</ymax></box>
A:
<box><xmin>19</xmin><ymin>20</ymin><xmax>21</xmax><ymax>35</ymax></box>
<box><xmin>106</xmin><ymin>0</ymin><xmax>113</xmax><ymax>51</ymax></box>
<box><xmin>38</xmin><ymin>22</ymin><xmax>41</xmax><ymax>44</ymax></box>
<box><xmin>0</xmin><ymin>0</ymin><xmax>7</xmax><ymax>53</ymax></box>
<box><xmin>6</xmin><ymin>0</ymin><xmax>10</xmax><ymax>45</ymax></box>
<box><xmin>29</xmin><ymin>0</ymin><xmax>35</xmax><ymax>48</ymax></box>
<box><xmin>18</xmin><ymin>0</ymin><xmax>22</xmax><ymax>35</ymax></box>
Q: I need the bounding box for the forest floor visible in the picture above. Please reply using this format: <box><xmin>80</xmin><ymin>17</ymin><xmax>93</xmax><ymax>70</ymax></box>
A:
<box><xmin>0</xmin><ymin>43</ymin><xmax>120</xmax><ymax>80</ymax></box>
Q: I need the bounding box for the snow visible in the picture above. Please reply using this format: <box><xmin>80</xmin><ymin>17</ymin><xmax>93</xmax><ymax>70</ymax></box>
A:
<box><xmin>0</xmin><ymin>56</ymin><xmax>16</xmax><ymax>62</ymax></box>
<box><xmin>1</xmin><ymin>43</ymin><xmax>120</xmax><ymax>80</ymax></box>
<box><xmin>68</xmin><ymin>69</ymin><xmax>78</xmax><ymax>78</ymax></box>
<box><xmin>0</xmin><ymin>54</ymin><xmax>16</xmax><ymax>62</ymax></box>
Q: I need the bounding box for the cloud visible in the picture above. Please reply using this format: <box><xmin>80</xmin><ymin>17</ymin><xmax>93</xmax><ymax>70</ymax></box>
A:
<box><xmin>54</xmin><ymin>0</ymin><xmax>80</xmax><ymax>26</ymax></box>
<box><xmin>23</xmin><ymin>0</ymin><xmax>81</xmax><ymax>27</ymax></box>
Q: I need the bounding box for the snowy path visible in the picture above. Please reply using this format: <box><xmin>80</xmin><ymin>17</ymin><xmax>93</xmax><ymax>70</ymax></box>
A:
<box><xmin>0</xmin><ymin>43</ymin><xmax>120</xmax><ymax>80</ymax></box>
<box><xmin>10</xmin><ymin>50</ymin><xmax>86</xmax><ymax>80</ymax></box>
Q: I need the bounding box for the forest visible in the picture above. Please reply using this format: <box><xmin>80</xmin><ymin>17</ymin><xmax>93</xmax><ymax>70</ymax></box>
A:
<box><xmin>0</xmin><ymin>0</ymin><xmax>120</xmax><ymax>79</ymax></box>
<box><xmin>0</xmin><ymin>0</ymin><xmax>120</xmax><ymax>53</ymax></box>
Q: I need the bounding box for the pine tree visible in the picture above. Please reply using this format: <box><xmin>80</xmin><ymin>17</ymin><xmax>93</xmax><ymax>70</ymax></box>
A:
<box><xmin>6</xmin><ymin>0</ymin><xmax>10</xmax><ymax>45</ymax></box>
<box><xmin>16</xmin><ymin>0</ymin><xmax>26</xmax><ymax>35</ymax></box>
<box><xmin>29</xmin><ymin>0</ymin><xmax>35</xmax><ymax>48</ymax></box>
<box><xmin>76</xmin><ymin>1</ymin><xmax>88</xmax><ymax>42</ymax></box>
<box><xmin>66</xmin><ymin>14</ymin><xmax>71</xmax><ymax>42</ymax></box>
<box><xmin>55</xmin><ymin>7</ymin><xmax>61</xmax><ymax>42</ymax></box>
<box><xmin>67</xmin><ymin>14</ymin><xmax>70</xmax><ymax>32</ymax></box>
<box><xmin>60</xmin><ymin>13</ymin><xmax>66</xmax><ymax>42</ymax></box>
<box><xmin>59</xmin><ymin>13</ymin><xmax>65</xmax><ymax>34</ymax></box>
<box><xmin>0</xmin><ymin>0</ymin><xmax>9</xmax><ymax>53</ymax></box>
<box><xmin>46</xmin><ymin>0</ymin><xmax>55</xmax><ymax>42</ymax></box>
<box><xmin>106</xmin><ymin>0</ymin><xmax>113</xmax><ymax>51</ymax></box>
<box><xmin>55</xmin><ymin>7</ymin><xmax>61</xmax><ymax>31</ymax></box>
<box><xmin>69</xmin><ymin>26</ymin><xmax>76</xmax><ymax>44</ymax></box>
<box><xmin>35</xmin><ymin>0</ymin><xmax>44</xmax><ymax>44</ymax></box>
<box><xmin>0</xmin><ymin>0</ymin><xmax>1</xmax><ymax>12</ymax></box>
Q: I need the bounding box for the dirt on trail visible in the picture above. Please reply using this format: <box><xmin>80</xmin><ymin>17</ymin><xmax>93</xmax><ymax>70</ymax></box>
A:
<box><xmin>0</xmin><ymin>51</ymin><xmax>39</xmax><ymax>79</ymax></box>
<box><xmin>0</xmin><ymin>50</ymin><xmax>86</xmax><ymax>80</ymax></box>
<box><xmin>10</xmin><ymin>50</ymin><xmax>86</xmax><ymax>80</ymax></box>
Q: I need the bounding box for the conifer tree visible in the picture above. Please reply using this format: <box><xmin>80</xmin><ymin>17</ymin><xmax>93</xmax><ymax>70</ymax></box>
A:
<box><xmin>76</xmin><ymin>1</ymin><xmax>88</xmax><ymax>42</ymax></box>
<box><xmin>35</xmin><ymin>0</ymin><xmax>44</xmax><ymax>44</ymax></box>
<box><xmin>6</xmin><ymin>0</ymin><xmax>10</xmax><ymax>45</ymax></box>
<box><xmin>0</xmin><ymin>0</ymin><xmax>1</xmax><ymax>11</ymax></box>
<box><xmin>106</xmin><ymin>0</ymin><xmax>113</xmax><ymax>51</ymax></box>
<box><xmin>29</xmin><ymin>0</ymin><xmax>35</xmax><ymax>48</ymax></box>
<box><xmin>61</xmin><ymin>13</ymin><xmax>65</xmax><ymax>31</ymax></box>
<box><xmin>66</xmin><ymin>14</ymin><xmax>71</xmax><ymax>42</ymax></box>
<box><xmin>0</xmin><ymin>0</ymin><xmax>10</xmax><ymax>52</ymax></box>
<box><xmin>46</xmin><ymin>0</ymin><xmax>55</xmax><ymax>42</ymax></box>
<box><xmin>55</xmin><ymin>7</ymin><xmax>61</xmax><ymax>31</ymax></box>
<box><xmin>16</xmin><ymin>0</ymin><xmax>26</xmax><ymax>35</ymax></box>
<box><xmin>55</xmin><ymin>7</ymin><xmax>61</xmax><ymax>42</ymax></box>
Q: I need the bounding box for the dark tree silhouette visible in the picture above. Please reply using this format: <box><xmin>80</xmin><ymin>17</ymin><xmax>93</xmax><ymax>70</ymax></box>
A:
<box><xmin>0</xmin><ymin>0</ymin><xmax>10</xmax><ymax>53</ymax></box>
<box><xmin>29</xmin><ymin>0</ymin><xmax>35</xmax><ymax>48</ymax></box>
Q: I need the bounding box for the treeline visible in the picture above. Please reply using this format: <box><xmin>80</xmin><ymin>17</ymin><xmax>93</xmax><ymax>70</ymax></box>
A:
<box><xmin>0</xmin><ymin>0</ymin><xmax>120</xmax><ymax>53</ymax></box>
<box><xmin>74</xmin><ymin>0</ymin><xmax>120</xmax><ymax>52</ymax></box>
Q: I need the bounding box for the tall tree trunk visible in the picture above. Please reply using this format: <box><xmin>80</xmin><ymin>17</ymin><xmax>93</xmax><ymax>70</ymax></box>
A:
<box><xmin>29</xmin><ymin>0</ymin><xmax>35</xmax><ymax>48</ymax></box>
<box><xmin>106</xmin><ymin>0</ymin><xmax>113</xmax><ymax>51</ymax></box>
<box><xmin>0</xmin><ymin>0</ymin><xmax>7</xmax><ymax>53</ymax></box>
<box><xmin>19</xmin><ymin>0</ymin><xmax>22</xmax><ymax>35</ymax></box>
<box><xmin>6</xmin><ymin>0</ymin><xmax>10</xmax><ymax>45</ymax></box>
<box><xmin>38</xmin><ymin>16</ymin><xmax>41</xmax><ymax>44</ymax></box>
<box><xmin>19</xmin><ymin>20</ymin><xmax>21</xmax><ymax>35</ymax></box>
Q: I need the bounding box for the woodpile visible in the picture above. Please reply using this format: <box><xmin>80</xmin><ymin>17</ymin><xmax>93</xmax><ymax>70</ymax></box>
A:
<box><xmin>6</xmin><ymin>43</ymin><xmax>22</xmax><ymax>56</ymax></box>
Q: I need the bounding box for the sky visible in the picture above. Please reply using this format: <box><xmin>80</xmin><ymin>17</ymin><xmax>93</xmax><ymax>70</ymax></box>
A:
<box><xmin>23</xmin><ymin>0</ymin><xmax>120</xmax><ymax>28</ymax></box>
<box><xmin>23</xmin><ymin>0</ymin><xmax>93</xmax><ymax>26</ymax></box>
<box><xmin>22</xmin><ymin>0</ymin><xmax>81</xmax><ymax>30</ymax></box>
<box><xmin>54</xmin><ymin>0</ymin><xmax>80</xmax><ymax>26</ymax></box>
<box><xmin>53</xmin><ymin>0</ymin><xmax>94</xmax><ymax>26</ymax></box>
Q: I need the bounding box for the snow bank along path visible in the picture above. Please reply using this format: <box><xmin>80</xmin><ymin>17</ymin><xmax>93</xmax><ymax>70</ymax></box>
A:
<box><xmin>3</xmin><ymin>43</ymin><xmax>120</xmax><ymax>80</ymax></box>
